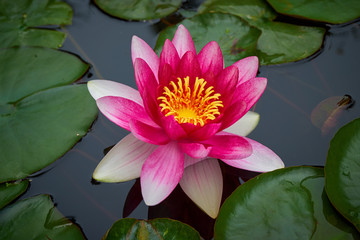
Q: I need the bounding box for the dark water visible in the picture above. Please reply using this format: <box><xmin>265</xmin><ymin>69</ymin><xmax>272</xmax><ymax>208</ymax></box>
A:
<box><xmin>20</xmin><ymin>0</ymin><xmax>360</xmax><ymax>239</ymax></box>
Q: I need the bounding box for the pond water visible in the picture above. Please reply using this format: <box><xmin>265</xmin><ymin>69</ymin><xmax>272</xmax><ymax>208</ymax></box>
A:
<box><xmin>20</xmin><ymin>0</ymin><xmax>360</xmax><ymax>239</ymax></box>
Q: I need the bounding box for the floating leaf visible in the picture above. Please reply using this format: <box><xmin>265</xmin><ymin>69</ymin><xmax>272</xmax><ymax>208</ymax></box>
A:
<box><xmin>0</xmin><ymin>180</ymin><xmax>29</xmax><ymax>209</ymax></box>
<box><xmin>311</xmin><ymin>95</ymin><xmax>354</xmax><ymax>135</ymax></box>
<box><xmin>155</xmin><ymin>13</ymin><xmax>261</xmax><ymax>67</ymax></box>
<box><xmin>0</xmin><ymin>0</ymin><xmax>73</xmax><ymax>48</ymax></box>
<box><xmin>266</xmin><ymin>0</ymin><xmax>360</xmax><ymax>24</ymax></box>
<box><xmin>0</xmin><ymin>47</ymin><xmax>98</xmax><ymax>182</ymax></box>
<box><xmin>94</xmin><ymin>0</ymin><xmax>182</xmax><ymax>20</ymax></box>
<box><xmin>325</xmin><ymin>118</ymin><xmax>360</xmax><ymax>231</ymax></box>
<box><xmin>198</xmin><ymin>0</ymin><xmax>326</xmax><ymax>65</ymax></box>
<box><xmin>0</xmin><ymin>194</ymin><xmax>85</xmax><ymax>239</ymax></box>
<box><xmin>104</xmin><ymin>218</ymin><xmax>201</xmax><ymax>240</ymax></box>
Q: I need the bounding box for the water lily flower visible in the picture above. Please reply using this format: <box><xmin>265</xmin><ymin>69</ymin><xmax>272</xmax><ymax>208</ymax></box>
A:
<box><xmin>88</xmin><ymin>25</ymin><xmax>284</xmax><ymax>218</ymax></box>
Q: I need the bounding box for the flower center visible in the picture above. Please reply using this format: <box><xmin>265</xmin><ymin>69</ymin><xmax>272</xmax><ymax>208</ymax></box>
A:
<box><xmin>157</xmin><ymin>76</ymin><xmax>223</xmax><ymax>126</ymax></box>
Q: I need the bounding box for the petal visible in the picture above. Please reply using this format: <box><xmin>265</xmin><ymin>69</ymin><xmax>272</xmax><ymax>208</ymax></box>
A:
<box><xmin>203</xmin><ymin>132</ymin><xmax>252</xmax><ymax>160</ymax></box>
<box><xmin>96</xmin><ymin>96</ymin><xmax>157</xmax><ymax>131</ymax></box>
<box><xmin>161</xmin><ymin>115</ymin><xmax>187</xmax><ymax>140</ymax></box>
<box><xmin>87</xmin><ymin>80</ymin><xmax>143</xmax><ymax>106</ymax></box>
<box><xmin>221</xmin><ymin>137</ymin><xmax>284</xmax><ymax>172</ymax></box>
<box><xmin>223</xmin><ymin>111</ymin><xmax>260</xmax><ymax>137</ymax></box>
<box><xmin>233</xmin><ymin>56</ymin><xmax>259</xmax><ymax>86</ymax></box>
<box><xmin>179</xmin><ymin>142</ymin><xmax>212</xmax><ymax>159</ymax></box>
<box><xmin>187</xmin><ymin>123</ymin><xmax>222</xmax><ymax>141</ymax></box>
<box><xmin>93</xmin><ymin>133</ymin><xmax>157</xmax><ymax>182</ymax></box>
<box><xmin>129</xmin><ymin>119</ymin><xmax>170</xmax><ymax>145</ymax></box>
<box><xmin>172</xmin><ymin>24</ymin><xmax>197</xmax><ymax>58</ymax></box>
<box><xmin>160</xmin><ymin>39</ymin><xmax>180</xmax><ymax>72</ymax></box>
<box><xmin>232</xmin><ymin>77</ymin><xmax>267</xmax><ymax>113</ymax></box>
<box><xmin>198</xmin><ymin>41</ymin><xmax>224</xmax><ymax>76</ymax></box>
<box><xmin>141</xmin><ymin>141</ymin><xmax>184</xmax><ymax>205</ymax></box>
<box><xmin>180</xmin><ymin>158</ymin><xmax>223</xmax><ymax>219</ymax></box>
<box><xmin>214</xmin><ymin>65</ymin><xmax>239</xmax><ymax>106</ymax></box>
<box><xmin>219</xmin><ymin>100</ymin><xmax>248</xmax><ymax>131</ymax></box>
<box><xmin>184</xmin><ymin>154</ymin><xmax>206</xmax><ymax>168</ymax></box>
<box><xmin>176</xmin><ymin>51</ymin><xmax>201</xmax><ymax>81</ymax></box>
<box><xmin>131</xmin><ymin>36</ymin><xmax>160</xmax><ymax>81</ymax></box>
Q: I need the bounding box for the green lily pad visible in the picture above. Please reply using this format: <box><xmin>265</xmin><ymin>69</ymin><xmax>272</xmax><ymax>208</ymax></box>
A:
<box><xmin>325</xmin><ymin>118</ymin><xmax>360</xmax><ymax>231</ymax></box>
<box><xmin>104</xmin><ymin>218</ymin><xmax>201</xmax><ymax>239</ymax></box>
<box><xmin>266</xmin><ymin>0</ymin><xmax>360</xmax><ymax>24</ymax></box>
<box><xmin>94</xmin><ymin>0</ymin><xmax>182</xmax><ymax>20</ymax></box>
<box><xmin>0</xmin><ymin>194</ymin><xmax>85</xmax><ymax>239</ymax></box>
<box><xmin>0</xmin><ymin>47</ymin><xmax>98</xmax><ymax>182</ymax></box>
<box><xmin>0</xmin><ymin>0</ymin><xmax>73</xmax><ymax>48</ymax></box>
<box><xmin>198</xmin><ymin>0</ymin><xmax>326</xmax><ymax>65</ymax></box>
<box><xmin>215</xmin><ymin>167</ymin><xmax>320</xmax><ymax>239</ymax></box>
<box><xmin>155</xmin><ymin>13</ymin><xmax>261</xmax><ymax>67</ymax></box>
<box><xmin>301</xmin><ymin>176</ymin><xmax>360</xmax><ymax>239</ymax></box>
<box><xmin>0</xmin><ymin>180</ymin><xmax>29</xmax><ymax>209</ymax></box>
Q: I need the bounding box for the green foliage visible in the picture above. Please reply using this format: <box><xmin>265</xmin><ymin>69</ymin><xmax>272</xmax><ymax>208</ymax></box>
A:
<box><xmin>0</xmin><ymin>194</ymin><xmax>85</xmax><ymax>239</ymax></box>
<box><xmin>104</xmin><ymin>218</ymin><xmax>201</xmax><ymax>240</ymax></box>
<box><xmin>0</xmin><ymin>0</ymin><xmax>73</xmax><ymax>48</ymax></box>
<box><xmin>94</xmin><ymin>0</ymin><xmax>182</xmax><ymax>20</ymax></box>
<box><xmin>0</xmin><ymin>180</ymin><xmax>29</xmax><ymax>209</ymax></box>
<box><xmin>325</xmin><ymin>118</ymin><xmax>360</xmax><ymax>231</ymax></box>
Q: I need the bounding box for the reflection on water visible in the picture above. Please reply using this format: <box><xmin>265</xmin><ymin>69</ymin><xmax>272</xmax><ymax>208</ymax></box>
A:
<box><xmin>21</xmin><ymin>0</ymin><xmax>360</xmax><ymax>239</ymax></box>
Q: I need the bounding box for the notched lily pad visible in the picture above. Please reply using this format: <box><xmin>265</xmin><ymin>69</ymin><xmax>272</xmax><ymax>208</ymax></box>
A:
<box><xmin>0</xmin><ymin>47</ymin><xmax>98</xmax><ymax>182</ymax></box>
<box><xmin>94</xmin><ymin>0</ymin><xmax>182</xmax><ymax>20</ymax></box>
<box><xmin>266</xmin><ymin>0</ymin><xmax>360</xmax><ymax>24</ymax></box>
<box><xmin>104</xmin><ymin>218</ymin><xmax>201</xmax><ymax>239</ymax></box>
<box><xmin>0</xmin><ymin>194</ymin><xmax>85</xmax><ymax>239</ymax></box>
<box><xmin>0</xmin><ymin>180</ymin><xmax>29</xmax><ymax>209</ymax></box>
<box><xmin>0</xmin><ymin>0</ymin><xmax>73</xmax><ymax>48</ymax></box>
<box><xmin>325</xmin><ymin>118</ymin><xmax>360</xmax><ymax>231</ymax></box>
<box><xmin>198</xmin><ymin>0</ymin><xmax>326</xmax><ymax>65</ymax></box>
<box><xmin>155</xmin><ymin>13</ymin><xmax>261</xmax><ymax>67</ymax></box>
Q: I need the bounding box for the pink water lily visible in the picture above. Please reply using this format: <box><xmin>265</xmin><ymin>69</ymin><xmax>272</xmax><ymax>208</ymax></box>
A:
<box><xmin>88</xmin><ymin>25</ymin><xmax>284</xmax><ymax>218</ymax></box>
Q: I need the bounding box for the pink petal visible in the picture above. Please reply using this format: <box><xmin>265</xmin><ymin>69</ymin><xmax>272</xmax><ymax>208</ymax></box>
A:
<box><xmin>233</xmin><ymin>56</ymin><xmax>259</xmax><ymax>86</ymax></box>
<box><xmin>214</xmin><ymin>65</ymin><xmax>239</xmax><ymax>106</ymax></box>
<box><xmin>184</xmin><ymin>154</ymin><xmax>206</xmax><ymax>168</ymax></box>
<box><xmin>221</xmin><ymin>137</ymin><xmax>284</xmax><ymax>172</ymax></box>
<box><xmin>232</xmin><ymin>77</ymin><xmax>267</xmax><ymax>113</ymax></box>
<box><xmin>96</xmin><ymin>96</ymin><xmax>157</xmax><ymax>131</ymax></box>
<box><xmin>223</xmin><ymin>111</ymin><xmax>260</xmax><ymax>137</ymax></box>
<box><xmin>219</xmin><ymin>100</ymin><xmax>248</xmax><ymax>131</ymax></box>
<box><xmin>131</xmin><ymin>36</ymin><xmax>160</xmax><ymax>82</ymax></box>
<box><xmin>87</xmin><ymin>80</ymin><xmax>143</xmax><ymax>106</ymax></box>
<box><xmin>188</xmin><ymin>123</ymin><xmax>222</xmax><ymax>141</ymax></box>
<box><xmin>202</xmin><ymin>132</ymin><xmax>252</xmax><ymax>160</ymax></box>
<box><xmin>176</xmin><ymin>51</ymin><xmax>201</xmax><ymax>81</ymax></box>
<box><xmin>129</xmin><ymin>119</ymin><xmax>170</xmax><ymax>145</ymax></box>
<box><xmin>172</xmin><ymin>24</ymin><xmax>197</xmax><ymax>58</ymax></box>
<box><xmin>141</xmin><ymin>141</ymin><xmax>184</xmax><ymax>205</ymax></box>
<box><xmin>160</xmin><ymin>39</ymin><xmax>180</xmax><ymax>72</ymax></box>
<box><xmin>161</xmin><ymin>115</ymin><xmax>187</xmax><ymax>140</ymax></box>
<box><xmin>180</xmin><ymin>158</ymin><xmax>223</xmax><ymax>218</ymax></box>
<box><xmin>93</xmin><ymin>133</ymin><xmax>157</xmax><ymax>182</ymax></box>
<box><xmin>198</xmin><ymin>41</ymin><xmax>224</xmax><ymax>76</ymax></box>
<box><xmin>179</xmin><ymin>142</ymin><xmax>212</xmax><ymax>159</ymax></box>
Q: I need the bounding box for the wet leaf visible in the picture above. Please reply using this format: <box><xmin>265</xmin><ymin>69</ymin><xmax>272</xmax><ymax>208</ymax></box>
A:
<box><xmin>0</xmin><ymin>0</ymin><xmax>73</xmax><ymax>48</ymax></box>
<box><xmin>155</xmin><ymin>13</ymin><xmax>261</xmax><ymax>67</ymax></box>
<box><xmin>94</xmin><ymin>0</ymin><xmax>182</xmax><ymax>20</ymax></box>
<box><xmin>311</xmin><ymin>95</ymin><xmax>354</xmax><ymax>135</ymax></box>
<box><xmin>104</xmin><ymin>218</ymin><xmax>201</xmax><ymax>240</ymax></box>
<box><xmin>0</xmin><ymin>47</ymin><xmax>98</xmax><ymax>182</ymax></box>
<box><xmin>0</xmin><ymin>180</ymin><xmax>29</xmax><ymax>209</ymax></box>
<box><xmin>325</xmin><ymin>118</ymin><xmax>360</xmax><ymax>231</ymax></box>
<box><xmin>266</xmin><ymin>0</ymin><xmax>360</xmax><ymax>24</ymax></box>
<box><xmin>215</xmin><ymin>167</ymin><xmax>321</xmax><ymax>239</ymax></box>
<box><xmin>0</xmin><ymin>194</ymin><xmax>85</xmax><ymax>239</ymax></box>
<box><xmin>198</xmin><ymin>0</ymin><xmax>326</xmax><ymax>65</ymax></box>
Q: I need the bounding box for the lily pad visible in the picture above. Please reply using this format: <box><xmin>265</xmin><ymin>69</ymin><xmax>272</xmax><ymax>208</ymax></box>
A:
<box><xmin>266</xmin><ymin>0</ymin><xmax>360</xmax><ymax>24</ymax></box>
<box><xmin>325</xmin><ymin>118</ymin><xmax>360</xmax><ymax>231</ymax></box>
<box><xmin>94</xmin><ymin>0</ymin><xmax>182</xmax><ymax>20</ymax></box>
<box><xmin>0</xmin><ymin>0</ymin><xmax>73</xmax><ymax>48</ymax></box>
<box><xmin>0</xmin><ymin>180</ymin><xmax>29</xmax><ymax>209</ymax></box>
<box><xmin>198</xmin><ymin>0</ymin><xmax>326</xmax><ymax>65</ymax></box>
<box><xmin>0</xmin><ymin>194</ymin><xmax>85</xmax><ymax>239</ymax></box>
<box><xmin>104</xmin><ymin>218</ymin><xmax>201</xmax><ymax>239</ymax></box>
<box><xmin>155</xmin><ymin>13</ymin><xmax>261</xmax><ymax>67</ymax></box>
<box><xmin>0</xmin><ymin>47</ymin><xmax>98</xmax><ymax>182</ymax></box>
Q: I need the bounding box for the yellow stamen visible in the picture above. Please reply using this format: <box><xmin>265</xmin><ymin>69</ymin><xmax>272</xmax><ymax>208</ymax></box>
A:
<box><xmin>157</xmin><ymin>76</ymin><xmax>223</xmax><ymax>126</ymax></box>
